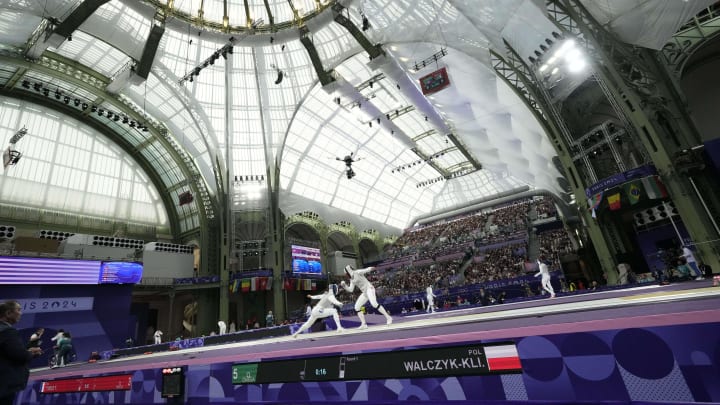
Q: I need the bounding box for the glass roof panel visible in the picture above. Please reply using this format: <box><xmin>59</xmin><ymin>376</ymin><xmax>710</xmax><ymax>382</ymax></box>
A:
<box><xmin>267</xmin><ymin>0</ymin><xmax>294</xmax><ymax>23</ymax></box>
<box><xmin>247</xmin><ymin>1</ymin><xmax>270</xmax><ymax>27</ymax></box>
<box><xmin>311</xmin><ymin>23</ymin><xmax>360</xmax><ymax>70</ymax></box>
<box><xmin>0</xmin><ymin>96</ymin><xmax>166</xmax><ymax>225</ymax></box>
<box><xmin>227</xmin><ymin>0</ymin><xmax>249</xmax><ymax>27</ymax></box>
<box><xmin>172</xmin><ymin>0</ymin><xmax>196</xmax><ymax>18</ymax></box>
<box><xmin>95</xmin><ymin>1</ymin><xmax>150</xmax><ymax>46</ymax></box>
<box><xmin>202</xmin><ymin>0</ymin><xmax>224</xmax><ymax>22</ymax></box>
<box><xmin>51</xmin><ymin>31</ymin><xmax>132</xmax><ymax>78</ymax></box>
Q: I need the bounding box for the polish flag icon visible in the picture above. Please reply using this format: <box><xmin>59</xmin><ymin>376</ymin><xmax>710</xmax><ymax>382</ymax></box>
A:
<box><xmin>484</xmin><ymin>344</ymin><xmax>522</xmax><ymax>371</ymax></box>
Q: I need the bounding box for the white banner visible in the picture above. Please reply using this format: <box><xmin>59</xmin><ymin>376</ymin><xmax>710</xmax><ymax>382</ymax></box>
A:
<box><xmin>16</xmin><ymin>297</ymin><xmax>95</xmax><ymax>313</ymax></box>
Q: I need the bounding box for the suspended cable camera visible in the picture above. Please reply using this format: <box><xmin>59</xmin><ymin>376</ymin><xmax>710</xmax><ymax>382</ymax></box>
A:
<box><xmin>336</xmin><ymin>152</ymin><xmax>361</xmax><ymax>180</ymax></box>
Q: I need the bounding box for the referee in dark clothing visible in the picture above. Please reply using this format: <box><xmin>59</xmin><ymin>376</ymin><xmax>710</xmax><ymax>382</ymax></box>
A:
<box><xmin>0</xmin><ymin>301</ymin><xmax>42</xmax><ymax>405</ymax></box>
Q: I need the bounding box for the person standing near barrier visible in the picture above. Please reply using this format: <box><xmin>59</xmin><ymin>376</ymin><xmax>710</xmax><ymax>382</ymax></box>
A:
<box><xmin>534</xmin><ymin>257</ymin><xmax>556</xmax><ymax>298</ymax></box>
<box><xmin>0</xmin><ymin>301</ymin><xmax>43</xmax><ymax>405</ymax></box>
<box><xmin>55</xmin><ymin>332</ymin><xmax>73</xmax><ymax>367</ymax></box>
<box><xmin>426</xmin><ymin>286</ymin><xmax>437</xmax><ymax>313</ymax></box>
<box><xmin>681</xmin><ymin>245</ymin><xmax>705</xmax><ymax>281</ymax></box>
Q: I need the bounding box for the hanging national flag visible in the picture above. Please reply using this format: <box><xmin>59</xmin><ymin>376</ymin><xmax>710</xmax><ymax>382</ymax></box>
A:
<box><xmin>232</xmin><ymin>279</ymin><xmax>240</xmax><ymax>293</ymax></box>
<box><xmin>641</xmin><ymin>176</ymin><xmax>668</xmax><ymax>199</ymax></box>
<box><xmin>607</xmin><ymin>193</ymin><xmax>621</xmax><ymax>211</ymax></box>
<box><xmin>311</xmin><ymin>280</ymin><xmax>317</xmax><ymax>291</ymax></box>
<box><xmin>591</xmin><ymin>191</ymin><xmax>603</xmax><ymax>210</ymax></box>
<box><xmin>250</xmin><ymin>277</ymin><xmax>257</xmax><ymax>291</ymax></box>
<box><xmin>655</xmin><ymin>176</ymin><xmax>669</xmax><ymax>198</ymax></box>
<box><xmin>241</xmin><ymin>278</ymin><xmax>251</xmax><ymax>292</ymax></box>
<box><xmin>304</xmin><ymin>279</ymin><xmax>312</xmax><ymax>291</ymax></box>
<box><xmin>623</xmin><ymin>181</ymin><xmax>641</xmax><ymax>205</ymax></box>
<box><xmin>266</xmin><ymin>276</ymin><xmax>273</xmax><ymax>291</ymax></box>
<box><xmin>296</xmin><ymin>278</ymin><xmax>303</xmax><ymax>291</ymax></box>
<box><xmin>283</xmin><ymin>278</ymin><xmax>295</xmax><ymax>291</ymax></box>
<box><xmin>258</xmin><ymin>277</ymin><xmax>268</xmax><ymax>291</ymax></box>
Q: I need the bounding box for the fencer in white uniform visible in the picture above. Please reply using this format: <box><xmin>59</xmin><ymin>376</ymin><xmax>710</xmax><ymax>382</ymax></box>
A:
<box><xmin>341</xmin><ymin>265</ymin><xmax>393</xmax><ymax>328</ymax></box>
<box><xmin>535</xmin><ymin>258</ymin><xmax>556</xmax><ymax>298</ymax></box>
<box><xmin>218</xmin><ymin>320</ymin><xmax>227</xmax><ymax>335</ymax></box>
<box><xmin>292</xmin><ymin>284</ymin><xmax>345</xmax><ymax>338</ymax></box>
<box><xmin>426</xmin><ymin>286</ymin><xmax>437</xmax><ymax>313</ymax></box>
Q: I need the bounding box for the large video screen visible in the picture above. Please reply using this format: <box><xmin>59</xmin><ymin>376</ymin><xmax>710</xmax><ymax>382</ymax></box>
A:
<box><xmin>99</xmin><ymin>261</ymin><xmax>143</xmax><ymax>284</ymax></box>
<box><xmin>291</xmin><ymin>245</ymin><xmax>322</xmax><ymax>274</ymax></box>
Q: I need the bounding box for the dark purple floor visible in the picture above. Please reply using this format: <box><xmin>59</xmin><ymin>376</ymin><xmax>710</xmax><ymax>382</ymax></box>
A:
<box><xmin>31</xmin><ymin>280</ymin><xmax>720</xmax><ymax>380</ymax></box>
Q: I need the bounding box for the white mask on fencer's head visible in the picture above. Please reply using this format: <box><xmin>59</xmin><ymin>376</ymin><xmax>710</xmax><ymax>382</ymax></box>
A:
<box><xmin>344</xmin><ymin>265</ymin><xmax>354</xmax><ymax>278</ymax></box>
<box><xmin>329</xmin><ymin>284</ymin><xmax>339</xmax><ymax>296</ymax></box>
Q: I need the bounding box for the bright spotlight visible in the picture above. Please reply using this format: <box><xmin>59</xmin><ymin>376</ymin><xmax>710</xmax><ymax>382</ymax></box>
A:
<box><xmin>567</xmin><ymin>59</ymin><xmax>586</xmax><ymax>73</ymax></box>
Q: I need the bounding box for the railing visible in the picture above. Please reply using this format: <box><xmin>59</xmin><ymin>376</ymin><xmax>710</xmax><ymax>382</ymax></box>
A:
<box><xmin>138</xmin><ymin>277</ymin><xmax>175</xmax><ymax>286</ymax></box>
<box><xmin>677</xmin><ymin>1</ymin><xmax>720</xmax><ymax>33</ymax></box>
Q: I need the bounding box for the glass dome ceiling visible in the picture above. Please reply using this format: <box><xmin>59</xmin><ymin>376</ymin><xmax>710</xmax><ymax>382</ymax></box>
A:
<box><xmin>144</xmin><ymin>0</ymin><xmax>334</xmax><ymax>33</ymax></box>
<box><xmin>0</xmin><ymin>0</ymin><xmax>710</xmax><ymax>233</ymax></box>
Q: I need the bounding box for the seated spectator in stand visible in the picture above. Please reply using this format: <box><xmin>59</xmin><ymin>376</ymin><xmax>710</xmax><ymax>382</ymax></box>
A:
<box><xmin>672</xmin><ymin>259</ymin><xmax>692</xmax><ymax>281</ymax></box>
<box><xmin>497</xmin><ymin>291</ymin><xmax>507</xmax><ymax>304</ymax></box>
<box><xmin>265</xmin><ymin>311</ymin><xmax>275</xmax><ymax>327</ymax></box>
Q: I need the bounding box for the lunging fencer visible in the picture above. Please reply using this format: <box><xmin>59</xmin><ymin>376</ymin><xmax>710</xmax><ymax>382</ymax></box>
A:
<box><xmin>341</xmin><ymin>265</ymin><xmax>393</xmax><ymax>328</ymax></box>
<box><xmin>426</xmin><ymin>286</ymin><xmax>437</xmax><ymax>313</ymax></box>
<box><xmin>292</xmin><ymin>284</ymin><xmax>345</xmax><ymax>338</ymax></box>
<box><xmin>535</xmin><ymin>256</ymin><xmax>556</xmax><ymax>298</ymax></box>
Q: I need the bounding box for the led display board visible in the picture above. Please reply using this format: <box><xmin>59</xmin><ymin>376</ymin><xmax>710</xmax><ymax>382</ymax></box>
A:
<box><xmin>40</xmin><ymin>375</ymin><xmax>132</xmax><ymax>394</ymax></box>
<box><xmin>233</xmin><ymin>342</ymin><xmax>521</xmax><ymax>384</ymax></box>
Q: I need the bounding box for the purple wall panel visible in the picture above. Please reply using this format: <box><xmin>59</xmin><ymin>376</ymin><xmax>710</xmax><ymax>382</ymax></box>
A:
<box><xmin>18</xmin><ymin>321</ymin><xmax>720</xmax><ymax>404</ymax></box>
<box><xmin>0</xmin><ymin>284</ymin><xmax>135</xmax><ymax>366</ymax></box>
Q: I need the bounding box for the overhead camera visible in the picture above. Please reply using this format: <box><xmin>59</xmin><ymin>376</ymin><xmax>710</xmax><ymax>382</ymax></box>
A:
<box><xmin>337</xmin><ymin>152</ymin><xmax>361</xmax><ymax>180</ymax></box>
